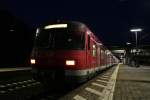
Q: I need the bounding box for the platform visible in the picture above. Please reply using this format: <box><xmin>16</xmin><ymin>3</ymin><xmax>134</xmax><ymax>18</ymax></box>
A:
<box><xmin>0</xmin><ymin>67</ymin><xmax>31</xmax><ymax>72</ymax></box>
<box><xmin>59</xmin><ymin>64</ymin><xmax>150</xmax><ymax>100</ymax></box>
<box><xmin>113</xmin><ymin>64</ymin><xmax>150</xmax><ymax>100</ymax></box>
<box><xmin>0</xmin><ymin>67</ymin><xmax>32</xmax><ymax>84</ymax></box>
<box><xmin>59</xmin><ymin>64</ymin><xmax>119</xmax><ymax>100</ymax></box>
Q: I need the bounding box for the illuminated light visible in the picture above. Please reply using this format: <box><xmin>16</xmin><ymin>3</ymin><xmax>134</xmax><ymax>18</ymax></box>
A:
<box><xmin>93</xmin><ymin>45</ymin><xmax>96</xmax><ymax>48</ymax></box>
<box><xmin>130</xmin><ymin>28</ymin><xmax>142</xmax><ymax>32</ymax></box>
<box><xmin>36</xmin><ymin>28</ymin><xmax>40</xmax><ymax>34</ymax></box>
<box><xmin>66</xmin><ymin>60</ymin><xmax>75</xmax><ymax>66</ymax></box>
<box><xmin>126</xmin><ymin>42</ymin><xmax>131</xmax><ymax>45</ymax></box>
<box><xmin>31</xmin><ymin>59</ymin><xmax>36</xmax><ymax>64</ymax></box>
<box><xmin>107</xmin><ymin>52</ymin><xmax>111</xmax><ymax>55</ymax></box>
<box><xmin>10</xmin><ymin>29</ymin><xmax>14</xmax><ymax>32</ymax></box>
<box><xmin>112</xmin><ymin>50</ymin><xmax>125</xmax><ymax>53</ymax></box>
<box><xmin>131</xmin><ymin>49</ymin><xmax>137</xmax><ymax>53</ymax></box>
<box><xmin>44</xmin><ymin>24</ymin><xmax>67</xmax><ymax>29</ymax></box>
<box><xmin>36</xmin><ymin>28</ymin><xmax>40</xmax><ymax>37</ymax></box>
<box><xmin>99</xmin><ymin>43</ymin><xmax>102</xmax><ymax>46</ymax></box>
<box><xmin>87</xmin><ymin>31</ymin><xmax>91</xmax><ymax>35</ymax></box>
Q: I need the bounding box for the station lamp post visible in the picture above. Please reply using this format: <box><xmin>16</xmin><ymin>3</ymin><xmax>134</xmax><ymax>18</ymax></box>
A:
<box><xmin>130</xmin><ymin>28</ymin><xmax>142</xmax><ymax>52</ymax></box>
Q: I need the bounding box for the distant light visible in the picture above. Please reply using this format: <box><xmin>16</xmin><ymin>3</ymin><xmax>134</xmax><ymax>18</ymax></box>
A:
<box><xmin>68</xmin><ymin>38</ymin><xmax>72</xmax><ymax>42</ymax></box>
<box><xmin>120</xmin><ymin>55</ymin><xmax>123</xmax><ymax>59</ymax></box>
<box><xmin>10</xmin><ymin>29</ymin><xmax>14</xmax><ymax>32</ymax></box>
<box><xmin>31</xmin><ymin>59</ymin><xmax>36</xmax><ymax>64</ymax></box>
<box><xmin>66</xmin><ymin>60</ymin><xmax>75</xmax><ymax>66</ymax></box>
<box><xmin>36</xmin><ymin>28</ymin><xmax>40</xmax><ymax>34</ymax></box>
<box><xmin>93</xmin><ymin>45</ymin><xmax>96</xmax><ymax>48</ymax></box>
<box><xmin>107</xmin><ymin>52</ymin><xmax>111</xmax><ymax>55</ymax></box>
<box><xmin>126</xmin><ymin>42</ymin><xmax>131</xmax><ymax>45</ymax></box>
<box><xmin>87</xmin><ymin>31</ymin><xmax>91</xmax><ymax>35</ymax></box>
<box><xmin>130</xmin><ymin>28</ymin><xmax>142</xmax><ymax>32</ymax></box>
<box><xmin>106</xmin><ymin>50</ymin><xmax>111</xmax><ymax>55</ymax></box>
<box><xmin>36</xmin><ymin>28</ymin><xmax>40</xmax><ymax>37</ymax></box>
<box><xmin>99</xmin><ymin>43</ymin><xmax>102</xmax><ymax>46</ymax></box>
<box><xmin>44</xmin><ymin>24</ymin><xmax>67</xmax><ymax>29</ymax></box>
<box><xmin>112</xmin><ymin>50</ymin><xmax>125</xmax><ymax>53</ymax></box>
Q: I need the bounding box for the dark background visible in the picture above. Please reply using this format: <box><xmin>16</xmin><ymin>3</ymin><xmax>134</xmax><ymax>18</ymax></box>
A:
<box><xmin>0</xmin><ymin>0</ymin><xmax>150</xmax><ymax>66</ymax></box>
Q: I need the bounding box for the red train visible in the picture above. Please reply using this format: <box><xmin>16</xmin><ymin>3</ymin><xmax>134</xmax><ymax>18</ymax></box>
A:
<box><xmin>30</xmin><ymin>21</ymin><xmax>119</xmax><ymax>84</ymax></box>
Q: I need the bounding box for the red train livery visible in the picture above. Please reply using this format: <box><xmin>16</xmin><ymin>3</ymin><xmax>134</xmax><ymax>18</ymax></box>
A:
<box><xmin>30</xmin><ymin>21</ymin><xmax>119</xmax><ymax>83</ymax></box>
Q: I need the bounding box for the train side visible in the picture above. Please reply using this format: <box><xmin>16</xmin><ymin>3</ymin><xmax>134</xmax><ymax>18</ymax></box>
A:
<box><xmin>30</xmin><ymin>21</ymin><xmax>119</xmax><ymax>84</ymax></box>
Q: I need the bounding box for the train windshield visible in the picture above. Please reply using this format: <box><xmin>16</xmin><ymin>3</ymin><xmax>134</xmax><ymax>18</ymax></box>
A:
<box><xmin>35</xmin><ymin>29</ymin><xmax>85</xmax><ymax>50</ymax></box>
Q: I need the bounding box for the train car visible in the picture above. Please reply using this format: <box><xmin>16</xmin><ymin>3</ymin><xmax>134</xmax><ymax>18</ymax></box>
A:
<box><xmin>30</xmin><ymin>20</ymin><xmax>118</xmax><ymax>84</ymax></box>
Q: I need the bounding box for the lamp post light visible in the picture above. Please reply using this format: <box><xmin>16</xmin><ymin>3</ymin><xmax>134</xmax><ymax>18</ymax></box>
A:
<box><xmin>130</xmin><ymin>28</ymin><xmax>142</xmax><ymax>52</ymax></box>
<box><xmin>125</xmin><ymin>42</ymin><xmax>132</xmax><ymax>65</ymax></box>
<box><xmin>130</xmin><ymin>28</ymin><xmax>142</xmax><ymax>67</ymax></box>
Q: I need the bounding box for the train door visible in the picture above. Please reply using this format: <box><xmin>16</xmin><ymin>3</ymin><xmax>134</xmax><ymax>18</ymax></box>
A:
<box><xmin>97</xmin><ymin>46</ymin><xmax>101</xmax><ymax>67</ymax></box>
<box><xmin>86</xmin><ymin>34</ymin><xmax>91</xmax><ymax>68</ymax></box>
<box><xmin>105</xmin><ymin>50</ymin><xmax>108</xmax><ymax>67</ymax></box>
<box><xmin>91</xmin><ymin>39</ymin><xmax>97</xmax><ymax>68</ymax></box>
<box><xmin>100</xmin><ymin>48</ymin><xmax>105</xmax><ymax>66</ymax></box>
<box><xmin>86</xmin><ymin>35</ymin><xmax>97</xmax><ymax>68</ymax></box>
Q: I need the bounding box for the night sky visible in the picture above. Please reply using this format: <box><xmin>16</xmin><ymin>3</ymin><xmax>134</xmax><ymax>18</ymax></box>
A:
<box><xmin>1</xmin><ymin>0</ymin><xmax>150</xmax><ymax>46</ymax></box>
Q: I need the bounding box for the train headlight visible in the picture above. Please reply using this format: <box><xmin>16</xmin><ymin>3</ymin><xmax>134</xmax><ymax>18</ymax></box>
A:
<box><xmin>66</xmin><ymin>60</ymin><xmax>75</xmax><ymax>66</ymax></box>
<box><xmin>31</xmin><ymin>59</ymin><xmax>36</xmax><ymax>64</ymax></box>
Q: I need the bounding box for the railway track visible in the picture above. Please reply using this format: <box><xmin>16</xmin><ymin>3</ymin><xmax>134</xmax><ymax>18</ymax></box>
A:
<box><xmin>0</xmin><ymin>65</ymin><xmax>116</xmax><ymax>100</ymax></box>
<box><xmin>0</xmin><ymin>78</ymin><xmax>78</xmax><ymax>100</ymax></box>
<box><xmin>0</xmin><ymin>79</ymin><xmax>43</xmax><ymax>100</ymax></box>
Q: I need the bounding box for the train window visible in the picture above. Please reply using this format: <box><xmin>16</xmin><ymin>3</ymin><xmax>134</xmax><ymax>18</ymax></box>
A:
<box><xmin>35</xmin><ymin>29</ymin><xmax>50</xmax><ymax>48</ymax></box>
<box><xmin>92</xmin><ymin>44</ymin><xmax>96</xmax><ymax>57</ymax></box>
<box><xmin>35</xmin><ymin>29</ymin><xmax>85</xmax><ymax>50</ymax></box>
<box><xmin>101</xmin><ymin>49</ymin><xmax>104</xmax><ymax>60</ymax></box>
<box><xmin>88</xmin><ymin>35</ymin><xmax>90</xmax><ymax>50</ymax></box>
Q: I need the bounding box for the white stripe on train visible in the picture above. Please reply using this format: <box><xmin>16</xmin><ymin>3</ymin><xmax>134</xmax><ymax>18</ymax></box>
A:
<box><xmin>65</xmin><ymin>64</ymin><xmax>115</xmax><ymax>76</ymax></box>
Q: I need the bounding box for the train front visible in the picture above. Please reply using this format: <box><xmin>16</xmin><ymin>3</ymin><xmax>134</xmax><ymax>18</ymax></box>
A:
<box><xmin>30</xmin><ymin>22</ymin><xmax>87</xmax><ymax>84</ymax></box>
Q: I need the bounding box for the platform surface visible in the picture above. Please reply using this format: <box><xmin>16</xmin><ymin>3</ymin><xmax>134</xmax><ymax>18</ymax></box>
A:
<box><xmin>113</xmin><ymin>65</ymin><xmax>150</xmax><ymax>100</ymax></box>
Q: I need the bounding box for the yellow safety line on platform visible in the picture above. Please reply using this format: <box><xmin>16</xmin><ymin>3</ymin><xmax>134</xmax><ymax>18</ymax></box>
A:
<box><xmin>103</xmin><ymin>63</ymin><xmax>121</xmax><ymax>100</ymax></box>
<box><xmin>71</xmin><ymin>63</ymin><xmax>121</xmax><ymax>100</ymax></box>
<box><xmin>96</xmin><ymin>79</ymin><xmax>108</xmax><ymax>83</ymax></box>
<box><xmin>85</xmin><ymin>87</ymin><xmax>103</xmax><ymax>97</ymax></box>
<box><xmin>92</xmin><ymin>82</ymin><xmax>106</xmax><ymax>88</ymax></box>
<box><xmin>73</xmin><ymin>95</ymin><xmax>86</xmax><ymax>100</ymax></box>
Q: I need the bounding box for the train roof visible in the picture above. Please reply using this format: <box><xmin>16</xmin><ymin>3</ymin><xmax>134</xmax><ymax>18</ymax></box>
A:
<box><xmin>41</xmin><ymin>20</ymin><xmax>85</xmax><ymax>26</ymax></box>
<box><xmin>41</xmin><ymin>20</ymin><xmax>86</xmax><ymax>28</ymax></box>
<box><xmin>38</xmin><ymin>20</ymin><xmax>90</xmax><ymax>34</ymax></box>
<box><xmin>39</xmin><ymin>20</ymin><xmax>106</xmax><ymax>47</ymax></box>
